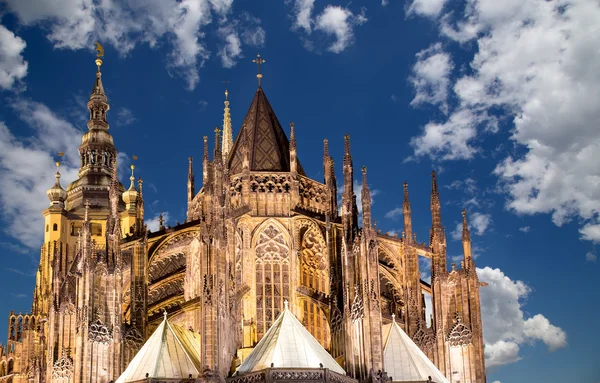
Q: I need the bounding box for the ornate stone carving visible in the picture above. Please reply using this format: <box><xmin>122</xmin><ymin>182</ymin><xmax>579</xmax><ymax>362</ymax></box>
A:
<box><xmin>51</xmin><ymin>349</ymin><xmax>74</xmax><ymax>380</ymax></box>
<box><xmin>350</xmin><ymin>284</ymin><xmax>364</xmax><ymax>322</ymax></box>
<box><xmin>412</xmin><ymin>320</ymin><xmax>436</xmax><ymax>354</ymax></box>
<box><xmin>124</xmin><ymin>325</ymin><xmax>144</xmax><ymax>350</ymax></box>
<box><xmin>447</xmin><ymin>312</ymin><xmax>473</xmax><ymax>347</ymax></box>
<box><xmin>88</xmin><ymin>317</ymin><xmax>112</xmax><ymax>344</ymax></box>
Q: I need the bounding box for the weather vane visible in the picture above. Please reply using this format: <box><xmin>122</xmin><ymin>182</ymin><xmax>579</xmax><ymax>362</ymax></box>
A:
<box><xmin>94</xmin><ymin>42</ymin><xmax>104</xmax><ymax>71</ymax></box>
<box><xmin>252</xmin><ymin>53</ymin><xmax>266</xmax><ymax>87</ymax></box>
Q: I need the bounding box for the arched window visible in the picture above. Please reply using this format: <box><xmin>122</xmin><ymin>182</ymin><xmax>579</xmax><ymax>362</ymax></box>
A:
<box><xmin>255</xmin><ymin>224</ymin><xmax>289</xmax><ymax>340</ymax></box>
<box><xmin>299</xmin><ymin>225</ymin><xmax>329</xmax><ymax>348</ymax></box>
<box><xmin>53</xmin><ymin>223</ymin><xmax>58</xmax><ymax>231</ymax></box>
<box><xmin>46</xmin><ymin>224</ymin><xmax>49</xmax><ymax>232</ymax></box>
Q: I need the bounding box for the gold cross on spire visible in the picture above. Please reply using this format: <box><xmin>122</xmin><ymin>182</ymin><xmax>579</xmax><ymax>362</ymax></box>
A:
<box><xmin>252</xmin><ymin>53</ymin><xmax>266</xmax><ymax>87</ymax></box>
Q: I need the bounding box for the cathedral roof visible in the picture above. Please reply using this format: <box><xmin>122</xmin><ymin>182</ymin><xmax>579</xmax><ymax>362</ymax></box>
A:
<box><xmin>116</xmin><ymin>314</ymin><xmax>202</xmax><ymax>383</ymax></box>
<box><xmin>383</xmin><ymin>319</ymin><xmax>449</xmax><ymax>383</ymax></box>
<box><xmin>235</xmin><ymin>302</ymin><xmax>345</xmax><ymax>375</ymax></box>
<box><xmin>228</xmin><ymin>87</ymin><xmax>305</xmax><ymax>175</ymax></box>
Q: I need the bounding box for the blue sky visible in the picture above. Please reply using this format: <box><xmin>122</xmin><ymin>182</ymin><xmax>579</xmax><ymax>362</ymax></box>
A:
<box><xmin>0</xmin><ymin>0</ymin><xmax>598</xmax><ymax>382</ymax></box>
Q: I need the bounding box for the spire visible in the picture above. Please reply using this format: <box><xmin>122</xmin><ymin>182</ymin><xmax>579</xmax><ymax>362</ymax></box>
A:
<box><xmin>109</xmin><ymin>159</ymin><xmax>119</xmax><ymax>219</ymax></box>
<box><xmin>289</xmin><ymin>122</ymin><xmax>296</xmax><ymax>150</ymax></box>
<box><xmin>361</xmin><ymin>166</ymin><xmax>372</xmax><ymax>229</ymax></box>
<box><xmin>136</xmin><ymin>177</ymin><xmax>145</xmax><ymax>234</ymax></box>
<box><xmin>158</xmin><ymin>213</ymin><xmax>165</xmax><ymax>231</ymax></box>
<box><xmin>222</xmin><ymin>87</ymin><xmax>233</xmax><ymax>162</ymax></box>
<box><xmin>214</xmin><ymin>127</ymin><xmax>222</xmax><ymax>160</ymax></box>
<box><xmin>342</xmin><ymin>134</ymin><xmax>356</xmax><ymax>240</ymax></box>
<box><xmin>228</xmin><ymin>87</ymin><xmax>304</xmax><ymax>175</ymax></box>
<box><xmin>89</xmin><ymin>42</ymin><xmax>108</xmax><ymax>130</ymax></box>
<box><xmin>323</xmin><ymin>139</ymin><xmax>331</xmax><ymax>181</ymax></box>
<box><xmin>462</xmin><ymin>209</ymin><xmax>470</xmax><ymax>242</ymax></box>
<box><xmin>430</xmin><ymin>170</ymin><xmax>447</xmax><ymax>273</ymax></box>
<box><xmin>431</xmin><ymin>170</ymin><xmax>442</xmax><ymax>230</ymax></box>
<box><xmin>403</xmin><ymin>181</ymin><xmax>413</xmax><ymax>243</ymax></box>
<box><xmin>202</xmin><ymin>136</ymin><xmax>209</xmax><ymax>185</ymax></box>
<box><xmin>187</xmin><ymin>156</ymin><xmax>195</xmax><ymax>203</ymax></box>
<box><xmin>289</xmin><ymin>122</ymin><xmax>297</xmax><ymax>174</ymax></box>
<box><xmin>462</xmin><ymin>209</ymin><xmax>472</xmax><ymax>268</ymax></box>
<box><xmin>69</xmin><ymin>43</ymin><xmax>120</xmax><ymax>212</ymax></box>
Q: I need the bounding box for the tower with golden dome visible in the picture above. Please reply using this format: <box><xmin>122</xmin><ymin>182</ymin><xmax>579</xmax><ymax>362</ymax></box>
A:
<box><xmin>0</xmin><ymin>50</ymin><xmax>486</xmax><ymax>383</ymax></box>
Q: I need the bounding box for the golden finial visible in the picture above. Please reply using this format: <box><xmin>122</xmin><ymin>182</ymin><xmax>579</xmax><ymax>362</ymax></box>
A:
<box><xmin>252</xmin><ymin>53</ymin><xmax>266</xmax><ymax>87</ymax></box>
<box><xmin>56</xmin><ymin>152</ymin><xmax>64</xmax><ymax>168</ymax></box>
<box><xmin>222</xmin><ymin>80</ymin><xmax>230</xmax><ymax>101</ymax></box>
<box><xmin>94</xmin><ymin>42</ymin><xmax>104</xmax><ymax>70</ymax></box>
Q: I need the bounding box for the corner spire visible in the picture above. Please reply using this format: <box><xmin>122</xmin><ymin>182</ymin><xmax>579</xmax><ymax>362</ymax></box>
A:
<box><xmin>214</xmin><ymin>127</ymin><xmax>222</xmax><ymax>160</ymax></box>
<box><xmin>289</xmin><ymin>122</ymin><xmax>296</xmax><ymax>150</ymax></box>
<box><xmin>462</xmin><ymin>209</ymin><xmax>470</xmax><ymax>242</ymax></box>
<box><xmin>431</xmin><ymin>170</ymin><xmax>442</xmax><ymax>229</ymax></box>
<box><xmin>403</xmin><ymin>181</ymin><xmax>413</xmax><ymax>242</ymax></box>
<box><xmin>187</xmin><ymin>156</ymin><xmax>195</xmax><ymax>203</ymax></box>
<box><xmin>361</xmin><ymin>166</ymin><xmax>372</xmax><ymax>229</ymax></box>
<box><xmin>222</xmin><ymin>86</ymin><xmax>233</xmax><ymax>162</ymax></box>
<box><xmin>289</xmin><ymin>122</ymin><xmax>297</xmax><ymax>174</ymax></box>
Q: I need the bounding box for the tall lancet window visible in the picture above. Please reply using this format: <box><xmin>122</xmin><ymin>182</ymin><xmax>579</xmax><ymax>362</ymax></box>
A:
<box><xmin>255</xmin><ymin>224</ymin><xmax>290</xmax><ymax>340</ymax></box>
<box><xmin>299</xmin><ymin>225</ymin><xmax>330</xmax><ymax>348</ymax></box>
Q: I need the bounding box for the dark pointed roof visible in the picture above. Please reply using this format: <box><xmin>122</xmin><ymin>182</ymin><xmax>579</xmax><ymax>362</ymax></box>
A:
<box><xmin>228</xmin><ymin>87</ymin><xmax>305</xmax><ymax>175</ymax></box>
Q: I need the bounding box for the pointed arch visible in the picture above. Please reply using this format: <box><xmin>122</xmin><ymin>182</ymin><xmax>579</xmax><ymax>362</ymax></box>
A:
<box><xmin>250</xmin><ymin>218</ymin><xmax>290</xmax><ymax>248</ymax></box>
<box><xmin>252</xmin><ymin>219</ymin><xmax>291</xmax><ymax>340</ymax></box>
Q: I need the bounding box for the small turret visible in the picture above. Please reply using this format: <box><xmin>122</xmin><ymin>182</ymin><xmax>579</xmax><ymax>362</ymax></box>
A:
<box><xmin>222</xmin><ymin>88</ymin><xmax>233</xmax><ymax>162</ymax></box>
<box><xmin>122</xmin><ymin>164</ymin><xmax>138</xmax><ymax>208</ymax></box>
<box><xmin>47</xmin><ymin>161</ymin><xmax>68</xmax><ymax>208</ymax></box>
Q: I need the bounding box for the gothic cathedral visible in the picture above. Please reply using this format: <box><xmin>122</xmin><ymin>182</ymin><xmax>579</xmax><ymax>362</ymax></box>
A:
<box><xmin>0</xmin><ymin>53</ymin><xmax>486</xmax><ymax>383</ymax></box>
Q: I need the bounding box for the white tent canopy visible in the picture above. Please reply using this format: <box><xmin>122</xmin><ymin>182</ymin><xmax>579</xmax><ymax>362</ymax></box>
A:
<box><xmin>116</xmin><ymin>313</ymin><xmax>202</xmax><ymax>383</ymax></box>
<box><xmin>235</xmin><ymin>301</ymin><xmax>345</xmax><ymax>375</ymax></box>
<box><xmin>383</xmin><ymin>317</ymin><xmax>449</xmax><ymax>383</ymax></box>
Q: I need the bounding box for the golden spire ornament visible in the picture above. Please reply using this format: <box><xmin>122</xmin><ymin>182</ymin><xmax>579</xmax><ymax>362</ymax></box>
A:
<box><xmin>94</xmin><ymin>42</ymin><xmax>104</xmax><ymax>70</ymax></box>
<box><xmin>252</xmin><ymin>53</ymin><xmax>266</xmax><ymax>87</ymax></box>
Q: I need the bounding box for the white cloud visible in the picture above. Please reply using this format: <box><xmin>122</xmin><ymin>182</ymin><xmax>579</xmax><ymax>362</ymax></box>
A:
<box><xmin>0</xmin><ymin>101</ymin><xmax>81</xmax><ymax>248</ymax></box>
<box><xmin>410</xmin><ymin>43</ymin><xmax>453</xmax><ymax>114</ymax></box>
<box><xmin>0</xmin><ymin>24</ymin><xmax>28</xmax><ymax>90</ymax></box>
<box><xmin>289</xmin><ymin>2</ymin><xmax>366</xmax><ymax>54</ymax></box>
<box><xmin>579</xmin><ymin>222</ymin><xmax>600</xmax><ymax>243</ymax></box>
<box><xmin>409</xmin><ymin>0</ymin><xmax>600</xmax><ymax>242</ymax></box>
<box><xmin>4</xmin><ymin>0</ymin><xmax>262</xmax><ymax>90</ymax></box>
<box><xmin>407</xmin><ymin>0</ymin><xmax>448</xmax><ymax>18</ymax></box>
<box><xmin>209</xmin><ymin>0</ymin><xmax>234</xmax><ymax>19</ymax></box>
<box><xmin>381</xmin><ymin>0</ymin><xmax>389</xmax><ymax>6</ymax></box>
<box><xmin>216</xmin><ymin>13</ymin><xmax>265</xmax><ymax>68</ymax></box>
<box><xmin>518</xmin><ymin>226</ymin><xmax>530</xmax><ymax>233</ymax></box>
<box><xmin>146</xmin><ymin>211</ymin><xmax>170</xmax><ymax>232</ymax></box>
<box><xmin>291</xmin><ymin>0</ymin><xmax>315</xmax><ymax>33</ymax></box>
<box><xmin>384</xmin><ymin>207</ymin><xmax>403</xmax><ymax>220</ymax></box>
<box><xmin>217</xmin><ymin>26</ymin><xmax>242</xmax><ymax>68</ymax></box>
<box><xmin>315</xmin><ymin>6</ymin><xmax>367</xmax><ymax>53</ymax></box>
<box><xmin>116</xmin><ymin>107</ymin><xmax>137</xmax><ymax>126</ymax></box>
<box><xmin>586</xmin><ymin>251</ymin><xmax>597</xmax><ymax>263</ymax></box>
<box><xmin>478</xmin><ymin>266</ymin><xmax>567</xmax><ymax>368</ymax></box>
<box><xmin>451</xmin><ymin>211</ymin><xmax>492</xmax><ymax>240</ymax></box>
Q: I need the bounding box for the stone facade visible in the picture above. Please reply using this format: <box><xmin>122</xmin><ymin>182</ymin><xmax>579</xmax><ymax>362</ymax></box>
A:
<box><xmin>0</xmin><ymin>56</ymin><xmax>487</xmax><ymax>383</ymax></box>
